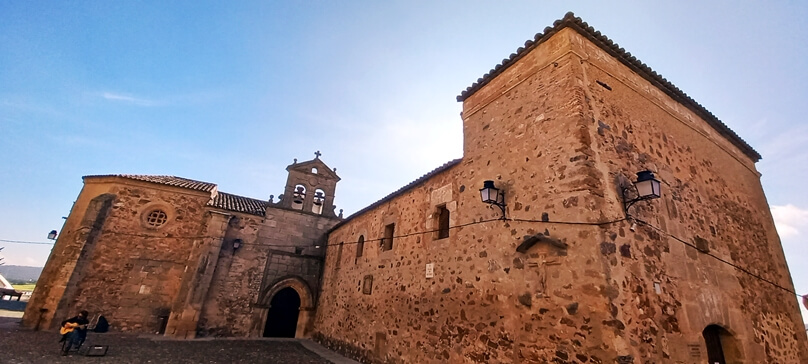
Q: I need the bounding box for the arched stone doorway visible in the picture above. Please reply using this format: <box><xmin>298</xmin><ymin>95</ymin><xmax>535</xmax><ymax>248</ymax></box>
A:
<box><xmin>263</xmin><ymin>287</ymin><xmax>300</xmax><ymax>337</ymax></box>
<box><xmin>703</xmin><ymin>324</ymin><xmax>741</xmax><ymax>364</ymax></box>
<box><xmin>258</xmin><ymin>276</ymin><xmax>314</xmax><ymax>338</ymax></box>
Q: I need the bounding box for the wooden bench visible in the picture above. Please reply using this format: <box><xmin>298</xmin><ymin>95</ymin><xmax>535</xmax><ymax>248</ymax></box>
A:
<box><xmin>0</xmin><ymin>288</ymin><xmax>23</xmax><ymax>301</ymax></box>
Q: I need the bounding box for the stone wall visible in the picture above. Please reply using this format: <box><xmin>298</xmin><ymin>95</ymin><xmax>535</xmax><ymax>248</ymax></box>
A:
<box><xmin>195</xmin><ymin>206</ymin><xmax>337</xmax><ymax>338</ymax></box>
<box><xmin>314</xmin><ymin>29</ymin><xmax>618</xmax><ymax>363</ymax></box>
<box><xmin>313</xmin><ymin>27</ymin><xmax>808</xmax><ymax>363</ymax></box>
<box><xmin>25</xmin><ymin>176</ymin><xmax>339</xmax><ymax>339</ymax></box>
<box><xmin>566</xmin><ymin>29</ymin><xmax>808</xmax><ymax>362</ymax></box>
<box><xmin>23</xmin><ymin>177</ymin><xmax>212</xmax><ymax>332</ymax></box>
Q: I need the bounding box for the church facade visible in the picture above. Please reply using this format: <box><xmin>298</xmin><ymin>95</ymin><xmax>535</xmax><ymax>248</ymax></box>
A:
<box><xmin>24</xmin><ymin>12</ymin><xmax>807</xmax><ymax>364</ymax></box>
<box><xmin>23</xmin><ymin>156</ymin><xmax>341</xmax><ymax>339</ymax></box>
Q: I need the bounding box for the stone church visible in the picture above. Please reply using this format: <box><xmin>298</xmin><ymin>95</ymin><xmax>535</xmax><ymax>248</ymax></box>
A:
<box><xmin>25</xmin><ymin>12</ymin><xmax>807</xmax><ymax>364</ymax></box>
<box><xmin>24</xmin><ymin>156</ymin><xmax>342</xmax><ymax>339</ymax></box>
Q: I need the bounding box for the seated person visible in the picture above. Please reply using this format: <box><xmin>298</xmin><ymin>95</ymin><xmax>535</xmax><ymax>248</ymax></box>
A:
<box><xmin>60</xmin><ymin>310</ymin><xmax>89</xmax><ymax>355</ymax></box>
<box><xmin>93</xmin><ymin>315</ymin><xmax>109</xmax><ymax>333</ymax></box>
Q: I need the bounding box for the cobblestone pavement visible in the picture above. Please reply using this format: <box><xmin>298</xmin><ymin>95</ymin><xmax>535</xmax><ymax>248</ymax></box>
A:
<box><xmin>0</xmin><ymin>318</ymin><xmax>333</xmax><ymax>364</ymax></box>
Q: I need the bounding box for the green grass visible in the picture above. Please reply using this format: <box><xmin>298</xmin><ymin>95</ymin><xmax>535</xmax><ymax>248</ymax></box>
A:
<box><xmin>11</xmin><ymin>284</ymin><xmax>35</xmax><ymax>291</ymax></box>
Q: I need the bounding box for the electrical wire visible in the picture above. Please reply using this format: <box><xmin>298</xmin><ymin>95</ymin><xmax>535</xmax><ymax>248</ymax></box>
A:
<box><xmin>630</xmin><ymin>216</ymin><xmax>806</xmax><ymax>300</ymax></box>
<box><xmin>0</xmin><ymin>239</ymin><xmax>56</xmax><ymax>245</ymax></box>
<box><xmin>0</xmin><ymin>216</ymin><xmax>626</xmax><ymax>248</ymax></box>
<box><xmin>2</xmin><ymin>215</ymin><xmax>805</xmax><ymax>301</ymax></box>
<box><xmin>0</xmin><ymin>218</ymin><xmax>626</xmax><ymax>248</ymax></box>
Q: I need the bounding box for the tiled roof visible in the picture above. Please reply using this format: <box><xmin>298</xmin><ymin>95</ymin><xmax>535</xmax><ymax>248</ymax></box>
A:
<box><xmin>457</xmin><ymin>12</ymin><xmax>761</xmax><ymax>162</ymax></box>
<box><xmin>85</xmin><ymin>174</ymin><xmax>269</xmax><ymax>216</ymax></box>
<box><xmin>330</xmin><ymin>158</ymin><xmax>462</xmax><ymax>232</ymax></box>
<box><xmin>84</xmin><ymin>175</ymin><xmax>218</xmax><ymax>192</ymax></box>
<box><xmin>208</xmin><ymin>192</ymin><xmax>269</xmax><ymax>216</ymax></box>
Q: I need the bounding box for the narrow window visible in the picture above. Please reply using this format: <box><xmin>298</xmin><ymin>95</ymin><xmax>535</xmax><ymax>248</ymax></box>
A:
<box><xmin>437</xmin><ymin>205</ymin><xmax>450</xmax><ymax>239</ymax></box>
<box><xmin>356</xmin><ymin>235</ymin><xmax>365</xmax><ymax>258</ymax></box>
<box><xmin>336</xmin><ymin>242</ymin><xmax>344</xmax><ymax>269</ymax></box>
<box><xmin>382</xmin><ymin>223</ymin><xmax>395</xmax><ymax>251</ymax></box>
<box><xmin>311</xmin><ymin>167</ymin><xmax>318</xmax><ymax>174</ymax></box>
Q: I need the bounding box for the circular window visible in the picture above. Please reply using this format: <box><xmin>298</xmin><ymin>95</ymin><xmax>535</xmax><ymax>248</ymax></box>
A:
<box><xmin>145</xmin><ymin>209</ymin><xmax>168</xmax><ymax>228</ymax></box>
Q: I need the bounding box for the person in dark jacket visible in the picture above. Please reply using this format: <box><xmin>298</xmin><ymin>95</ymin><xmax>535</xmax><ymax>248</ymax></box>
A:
<box><xmin>93</xmin><ymin>315</ymin><xmax>109</xmax><ymax>333</ymax></box>
<box><xmin>60</xmin><ymin>310</ymin><xmax>89</xmax><ymax>355</ymax></box>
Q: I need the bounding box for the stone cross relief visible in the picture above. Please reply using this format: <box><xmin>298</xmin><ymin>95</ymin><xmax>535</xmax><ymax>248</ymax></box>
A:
<box><xmin>526</xmin><ymin>253</ymin><xmax>561</xmax><ymax>298</ymax></box>
<box><xmin>517</xmin><ymin>233</ymin><xmax>567</xmax><ymax>298</ymax></box>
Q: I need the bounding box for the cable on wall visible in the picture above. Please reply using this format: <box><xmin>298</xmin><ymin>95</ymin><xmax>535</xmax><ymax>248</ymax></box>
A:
<box><xmin>2</xmin><ymin>215</ymin><xmax>805</xmax><ymax>303</ymax></box>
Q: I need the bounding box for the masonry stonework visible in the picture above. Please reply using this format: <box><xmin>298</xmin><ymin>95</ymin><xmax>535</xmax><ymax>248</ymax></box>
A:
<box><xmin>25</xmin><ymin>157</ymin><xmax>341</xmax><ymax>340</ymax></box>
<box><xmin>312</xmin><ymin>14</ymin><xmax>808</xmax><ymax>364</ymax></box>
<box><xmin>22</xmin><ymin>12</ymin><xmax>807</xmax><ymax>364</ymax></box>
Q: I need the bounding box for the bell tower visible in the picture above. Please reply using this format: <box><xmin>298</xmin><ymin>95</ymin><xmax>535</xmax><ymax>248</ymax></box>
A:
<box><xmin>278</xmin><ymin>151</ymin><xmax>341</xmax><ymax>217</ymax></box>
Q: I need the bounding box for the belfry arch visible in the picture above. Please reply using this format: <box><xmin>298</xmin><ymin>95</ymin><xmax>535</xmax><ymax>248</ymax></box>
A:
<box><xmin>258</xmin><ymin>276</ymin><xmax>315</xmax><ymax>338</ymax></box>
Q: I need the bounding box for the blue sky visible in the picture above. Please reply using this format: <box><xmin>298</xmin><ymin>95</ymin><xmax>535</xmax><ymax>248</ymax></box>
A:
<box><xmin>1</xmin><ymin>2</ymin><xmax>806</xmax><ymax>321</ymax></box>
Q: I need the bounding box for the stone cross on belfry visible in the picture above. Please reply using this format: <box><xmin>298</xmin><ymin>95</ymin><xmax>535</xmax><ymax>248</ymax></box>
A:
<box><xmin>314</xmin><ymin>150</ymin><xmax>322</xmax><ymax>159</ymax></box>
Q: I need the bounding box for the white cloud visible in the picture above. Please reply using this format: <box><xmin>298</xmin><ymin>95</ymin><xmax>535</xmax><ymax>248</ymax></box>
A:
<box><xmin>101</xmin><ymin>92</ymin><xmax>158</xmax><ymax>106</ymax></box>
<box><xmin>771</xmin><ymin>204</ymin><xmax>808</xmax><ymax>239</ymax></box>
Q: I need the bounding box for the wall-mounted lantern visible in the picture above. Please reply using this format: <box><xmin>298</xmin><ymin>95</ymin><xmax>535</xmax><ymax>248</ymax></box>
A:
<box><xmin>480</xmin><ymin>180</ymin><xmax>507</xmax><ymax>219</ymax></box>
<box><xmin>233</xmin><ymin>239</ymin><xmax>243</xmax><ymax>250</ymax></box>
<box><xmin>47</xmin><ymin>230</ymin><xmax>58</xmax><ymax>240</ymax></box>
<box><xmin>622</xmin><ymin>170</ymin><xmax>661</xmax><ymax>216</ymax></box>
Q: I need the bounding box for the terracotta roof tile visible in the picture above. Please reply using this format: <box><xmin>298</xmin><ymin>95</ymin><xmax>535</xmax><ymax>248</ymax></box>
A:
<box><xmin>457</xmin><ymin>12</ymin><xmax>761</xmax><ymax>162</ymax></box>
<box><xmin>208</xmin><ymin>192</ymin><xmax>268</xmax><ymax>216</ymax></box>
<box><xmin>84</xmin><ymin>174</ymin><xmax>218</xmax><ymax>192</ymax></box>
<box><xmin>330</xmin><ymin>158</ymin><xmax>462</xmax><ymax>231</ymax></box>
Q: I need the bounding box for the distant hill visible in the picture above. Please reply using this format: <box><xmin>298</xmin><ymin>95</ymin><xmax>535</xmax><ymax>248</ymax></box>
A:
<box><xmin>0</xmin><ymin>265</ymin><xmax>43</xmax><ymax>282</ymax></box>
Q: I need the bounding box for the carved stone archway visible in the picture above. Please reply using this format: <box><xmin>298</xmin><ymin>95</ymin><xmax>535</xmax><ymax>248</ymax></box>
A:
<box><xmin>258</xmin><ymin>276</ymin><xmax>315</xmax><ymax>338</ymax></box>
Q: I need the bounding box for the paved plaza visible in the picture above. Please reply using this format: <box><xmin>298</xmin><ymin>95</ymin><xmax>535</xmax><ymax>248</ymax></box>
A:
<box><xmin>0</xmin><ymin>316</ymin><xmax>355</xmax><ymax>364</ymax></box>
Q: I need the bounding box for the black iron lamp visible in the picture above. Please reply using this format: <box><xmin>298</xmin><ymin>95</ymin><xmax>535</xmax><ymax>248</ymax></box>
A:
<box><xmin>622</xmin><ymin>170</ymin><xmax>661</xmax><ymax>216</ymax></box>
<box><xmin>233</xmin><ymin>239</ymin><xmax>243</xmax><ymax>250</ymax></box>
<box><xmin>480</xmin><ymin>180</ymin><xmax>507</xmax><ymax>219</ymax></box>
<box><xmin>47</xmin><ymin>230</ymin><xmax>58</xmax><ymax>240</ymax></box>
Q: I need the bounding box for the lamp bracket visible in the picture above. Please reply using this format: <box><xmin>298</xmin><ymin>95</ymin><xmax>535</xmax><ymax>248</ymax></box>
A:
<box><xmin>489</xmin><ymin>191</ymin><xmax>507</xmax><ymax>220</ymax></box>
<box><xmin>621</xmin><ymin>184</ymin><xmax>652</xmax><ymax>217</ymax></box>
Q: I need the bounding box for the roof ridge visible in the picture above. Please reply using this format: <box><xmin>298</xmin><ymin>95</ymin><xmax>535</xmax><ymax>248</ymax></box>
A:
<box><xmin>329</xmin><ymin>158</ymin><xmax>462</xmax><ymax>231</ymax></box>
<box><xmin>457</xmin><ymin>12</ymin><xmax>761</xmax><ymax>162</ymax></box>
<box><xmin>208</xmin><ymin>190</ymin><xmax>269</xmax><ymax>217</ymax></box>
<box><xmin>216</xmin><ymin>191</ymin><xmax>268</xmax><ymax>203</ymax></box>
<box><xmin>83</xmin><ymin>174</ymin><xmax>218</xmax><ymax>193</ymax></box>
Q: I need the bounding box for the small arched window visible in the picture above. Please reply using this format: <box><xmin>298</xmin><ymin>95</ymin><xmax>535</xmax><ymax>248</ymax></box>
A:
<box><xmin>356</xmin><ymin>235</ymin><xmax>365</xmax><ymax>258</ymax></box>
<box><xmin>336</xmin><ymin>242</ymin><xmax>344</xmax><ymax>269</ymax></box>
<box><xmin>292</xmin><ymin>184</ymin><xmax>306</xmax><ymax>210</ymax></box>
<box><xmin>312</xmin><ymin>188</ymin><xmax>326</xmax><ymax>214</ymax></box>
<box><xmin>311</xmin><ymin>167</ymin><xmax>318</xmax><ymax>174</ymax></box>
<box><xmin>436</xmin><ymin>205</ymin><xmax>450</xmax><ymax>239</ymax></box>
